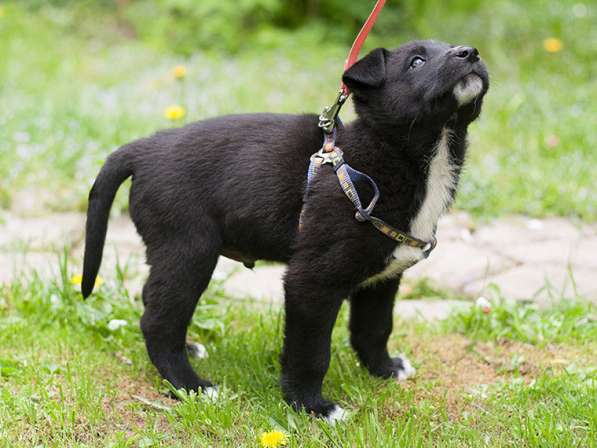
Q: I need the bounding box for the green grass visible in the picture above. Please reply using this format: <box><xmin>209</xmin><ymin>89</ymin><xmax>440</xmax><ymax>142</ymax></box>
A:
<box><xmin>0</xmin><ymin>0</ymin><xmax>596</xmax><ymax>219</ymax></box>
<box><xmin>1</xmin><ymin>2</ymin><xmax>596</xmax><ymax>444</ymax></box>
<box><xmin>0</xmin><ymin>258</ymin><xmax>595</xmax><ymax>447</ymax></box>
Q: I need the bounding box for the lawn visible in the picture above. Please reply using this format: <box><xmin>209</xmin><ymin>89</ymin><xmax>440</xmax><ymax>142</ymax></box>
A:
<box><xmin>1</xmin><ymin>1</ymin><xmax>596</xmax><ymax>446</ymax></box>
<box><xmin>0</xmin><ymin>261</ymin><xmax>595</xmax><ymax>447</ymax></box>
<box><xmin>1</xmin><ymin>0</ymin><xmax>596</xmax><ymax>219</ymax></box>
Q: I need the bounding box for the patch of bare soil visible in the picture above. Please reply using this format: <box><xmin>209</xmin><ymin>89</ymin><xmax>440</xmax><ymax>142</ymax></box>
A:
<box><xmin>403</xmin><ymin>334</ymin><xmax>588</xmax><ymax>419</ymax></box>
<box><xmin>106</xmin><ymin>365</ymin><xmax>177</xmax><ymax>437</ymax></box>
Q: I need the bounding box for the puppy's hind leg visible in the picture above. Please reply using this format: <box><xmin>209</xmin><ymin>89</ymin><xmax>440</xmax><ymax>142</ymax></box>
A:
<box><xmin>140</xmin><ymin>236</ymin><xmax>220</xmax><ymax>396</ymax></box>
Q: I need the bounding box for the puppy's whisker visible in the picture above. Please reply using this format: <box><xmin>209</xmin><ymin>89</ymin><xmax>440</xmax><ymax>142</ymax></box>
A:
<box><xmin>407</xmin><ymin>113</ymin><xmax>420</xmax><ymax>143</ymax></box>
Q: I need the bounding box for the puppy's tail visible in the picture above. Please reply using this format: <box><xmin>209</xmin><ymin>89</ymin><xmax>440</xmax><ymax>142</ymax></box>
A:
<box><xmin>81</xmin><ymin>146</ymin><xmax>134</xmax><ymax>298</ymax></box>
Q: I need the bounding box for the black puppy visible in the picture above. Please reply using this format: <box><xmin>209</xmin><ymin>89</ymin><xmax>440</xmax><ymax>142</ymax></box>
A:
<box><xmin>82</xmin><ymin>40</ymin><xmax>488</xmax><ymax>422</ymax></box>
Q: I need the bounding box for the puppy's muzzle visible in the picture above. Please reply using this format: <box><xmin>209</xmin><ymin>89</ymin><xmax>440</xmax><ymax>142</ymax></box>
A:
<box><xmin>451</xmin><ymin>45</ymin><xmax>480</xmax><ymax>63</ymax></box>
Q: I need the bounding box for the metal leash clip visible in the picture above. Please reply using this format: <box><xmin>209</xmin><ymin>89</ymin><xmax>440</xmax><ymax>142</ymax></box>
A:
<box><xmin>318</xmin><ymin>90</ymin><xmax>348</xmax><ymax>134</ymax></box>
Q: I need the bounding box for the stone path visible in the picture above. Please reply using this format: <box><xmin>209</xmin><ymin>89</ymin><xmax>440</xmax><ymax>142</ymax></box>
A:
<box><xmin>1</xmin><ymin>210</ymin><xmax>595</xmax><ymax>320</ymax></box>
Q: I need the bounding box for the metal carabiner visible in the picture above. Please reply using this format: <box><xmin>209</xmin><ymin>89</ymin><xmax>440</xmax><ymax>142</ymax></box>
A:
<box><xmin>318</xmin><ymin>90</ymin><xmax>349</xmax><ymax>134</ymax></box>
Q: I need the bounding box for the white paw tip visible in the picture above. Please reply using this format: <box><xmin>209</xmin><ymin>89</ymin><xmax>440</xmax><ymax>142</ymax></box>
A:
<box><xmin>203</xmin><ymin>386</ymin><xmax>219</xmax><ymax>401</ymax></box>
<box><xmin>325</xmin><ymin>405</ymin><xmax>348</xmax><ymax>424</ymax></box>
<box><xmin>187</xmin><ymin>342</ymin><xmax>208</xmax><ymax>359</ymax></box>
<box><xmin>396</xmin><ymin>354</ymin><xmax>416</xmax><ymax>382</ymax></box>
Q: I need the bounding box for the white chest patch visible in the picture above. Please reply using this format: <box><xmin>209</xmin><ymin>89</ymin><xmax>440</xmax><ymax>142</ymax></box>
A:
<box><xmin>364</xmin><ymin>128</ymin><xmax>457</xmax><ymax>285</ymax></box>
<box><xmin>453</xmin><ymin>74</ymin><xmax>484</xmax><ymax>106</ymax></box>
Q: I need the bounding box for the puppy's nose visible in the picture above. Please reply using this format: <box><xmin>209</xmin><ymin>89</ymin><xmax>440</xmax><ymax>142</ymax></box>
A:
<box><xmin>454</xmin><ymin>46</ymin><xmax>479</xmax><ymax>62</ymax></box>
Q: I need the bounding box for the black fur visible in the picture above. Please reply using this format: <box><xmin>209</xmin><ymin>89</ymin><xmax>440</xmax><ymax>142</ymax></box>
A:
<box><xmin>82</xmin><ymin>40</ymin><xmax>489</xmax><ymax>418</ymax></box>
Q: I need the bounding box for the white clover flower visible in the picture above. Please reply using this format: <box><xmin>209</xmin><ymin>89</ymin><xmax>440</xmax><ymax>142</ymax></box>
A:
<box><xmin>107</xmin><ymin>319</ymin><xmax>128</xmax><ymax>331</ymax></box>
<box><xmin>476</xmin><ymin>296</ymin><xmax>491</xmax><ymax>314</ymax></box>
<box><xmin>50</xmin><ymin>294</ymin><xmax>61</xmax><ymax>307</ymax></box>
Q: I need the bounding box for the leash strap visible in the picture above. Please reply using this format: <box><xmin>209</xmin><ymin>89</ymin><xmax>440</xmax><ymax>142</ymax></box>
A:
<box><xmin>318</xmin><ymin>0</ymin><xmax>387</xmax><ymax>134</ymax></box>
<box><xmin>341</xmin><ymin>0</ymin><xmax>387</xmax><ymax>96</ymax></box>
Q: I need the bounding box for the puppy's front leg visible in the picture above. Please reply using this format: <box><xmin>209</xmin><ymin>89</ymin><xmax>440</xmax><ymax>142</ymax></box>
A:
<box><xmin>349</xmin><ymin>277</ymin><xmax>415</xmax><ymax>381</ymax></box>
<box><xmin>281</xmin><ymin>259</ymin><xmax>346</xmax><ymax>422</ymax></box>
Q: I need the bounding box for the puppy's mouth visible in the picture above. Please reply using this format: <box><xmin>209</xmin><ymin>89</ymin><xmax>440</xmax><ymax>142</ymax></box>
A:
<box><xmin>453</xmin><ymin>73</ymin><xmax>484</xmax><ymax>106</ymax></box>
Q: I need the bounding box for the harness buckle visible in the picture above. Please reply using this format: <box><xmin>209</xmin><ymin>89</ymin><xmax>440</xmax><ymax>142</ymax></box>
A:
<box><xmin>313</xmin><ymin>147</ymin><xmax>344</xmax><ymax>167</ymax></box>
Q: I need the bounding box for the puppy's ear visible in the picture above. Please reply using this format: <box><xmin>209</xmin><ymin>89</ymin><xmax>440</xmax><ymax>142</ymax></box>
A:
<box><xmin>342</xmin><ymin>48</ymin><xmax>387</xmax><ymax>90</ymax></box>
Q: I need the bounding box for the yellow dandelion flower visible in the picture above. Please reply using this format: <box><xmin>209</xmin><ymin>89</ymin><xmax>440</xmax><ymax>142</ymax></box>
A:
<box><xmin>543</xmin><ymin>37</ymin><xmax>563</xmax><ymax>53</ymax></box>
<box><xmin>164</xmin><ymin>105</ymin><xmax>186</xmax><ymax>121</ymax></box>
<box><xmin>172</xmin><ymin>65</ymin><xmax>187</xmax><ymax>79</ymax></box>
<box><xmin>0</xmin><ymin>6</ymin><xmax>5</xmax><ymax>18</ymax></box>
<box><xmin>70</xmin><ymin>274</ymin><xmax>104</xmax><ymax>288</ymax></box>
<box><xmin>260</xmin><ymin>430</ymin><xmax>287</xmax><ymax>448</ymax></box>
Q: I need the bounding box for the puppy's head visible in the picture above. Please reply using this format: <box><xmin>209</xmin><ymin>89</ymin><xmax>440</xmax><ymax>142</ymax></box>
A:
<box><xmin>343</xmin><ymin>40</ymin><xmax>489</xmax><ymax>129</ymax></box>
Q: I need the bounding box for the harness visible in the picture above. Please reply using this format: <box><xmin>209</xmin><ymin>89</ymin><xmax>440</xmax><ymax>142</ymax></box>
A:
<box><xmin>299</xmin><ymin>0</ymin><xmax>437</xmax><ymax>259</ymax></box>
<box><xmin>301</xmin><ymin>128</ymin><xmax>437</xmax><ymax>257</ymax></box>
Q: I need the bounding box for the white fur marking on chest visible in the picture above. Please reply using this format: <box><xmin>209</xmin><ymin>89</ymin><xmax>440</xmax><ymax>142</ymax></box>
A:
<box><xmin>365</xmin><ymin>128</ymin><xmax>457</xmax><ymax>284</ymax></box>
<box><xmin>454</xmin><ymin>74</ymin><xmax>483</xmax><ymax>106</ymax></box>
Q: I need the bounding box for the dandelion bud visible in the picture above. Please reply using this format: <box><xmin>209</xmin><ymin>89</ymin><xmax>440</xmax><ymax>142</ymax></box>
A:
<box><xmin>172</xmin><ymin>65</ymin><xmax>187</xmax><ymax>79</ymax></box>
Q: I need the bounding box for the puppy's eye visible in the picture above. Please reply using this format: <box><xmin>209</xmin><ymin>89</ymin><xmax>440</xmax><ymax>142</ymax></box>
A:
<box><xmin>410</xmin><ymin>56</ymin><xmax>426</xmax><ymax>69</ymax></box>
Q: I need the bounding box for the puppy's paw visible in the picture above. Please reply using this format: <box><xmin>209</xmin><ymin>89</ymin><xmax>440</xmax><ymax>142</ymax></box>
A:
<box><xmin>202</xmin><ymin>385</ymin><xmax>219</xmax><ymax>402</ymax></box>
<box><xmin>391</xmin><ymin>354</ymin><xmax>416</xmax><ymax>381</ymax></box>
<box><xmin>285</xmin><ymin>393</ymin><xmax>347</xmax><ymax>424</ymax></box>
<box><xmin>323</xmin><ymin>405</ymin><xmax>348</xmax><ymax>424</ymax></box>
<box><xmin>364</xmin><ymin>354</ymin><xmax>417</xmax><ymax>380</ymax></box>
<box><xmin>186</xmin><ymin>342</ymin><xmax>208</xmax><ymax>359</ymax></box>
<box><xmin>308</xmin><ymin>401</ymin><xmax>348</xmax><ymax>424</ymax></box>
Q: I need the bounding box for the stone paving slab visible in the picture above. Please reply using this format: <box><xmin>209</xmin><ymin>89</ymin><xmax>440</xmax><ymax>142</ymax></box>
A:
<box><xmin>473</xmin><ymin>216</ymin><xmax>585</xmax><ymax>246</ymax></box>
<box><xmin>493</xmin><ymin>238</ymin><xmax>582</xmax><ymax>265</ymax></box>
<box><xmin>404</xmin><ymin>241</ymin><xmax>517</xmax><ymax>291</ymax></box>
<box><xmin>0</xmin><ymin>252</ymin><xmax>61</xmax><ymax>284</ymax></box>
<box><xmin>395</xmin><ymin>300</ymin><xmax>471</xmax><ymax>321</ymax></box>
<box><xmin>223</xmin><ymin>265</ymin><xmax>286</xmax><ymax>303</ymax></box>
<box><xmin>1</xmin><ymin>211</ymin><xmax>596</xmax><ymax>319</ymax></box>
<box><xmin>0</xmin><ymin>212</ymin><xmax>84</xmax><ymax>251</ymax></box>
<box><xmin>464</xmin><ymin>264</ymin><xmax>597</xmax><ymax>303</ymax></box>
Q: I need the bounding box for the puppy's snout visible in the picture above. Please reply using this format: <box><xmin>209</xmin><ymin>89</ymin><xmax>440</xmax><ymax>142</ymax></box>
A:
<box><xmin>452</xmin><ymin>46</ymin><xmax>479</xmax><ymax>62</ymax></box>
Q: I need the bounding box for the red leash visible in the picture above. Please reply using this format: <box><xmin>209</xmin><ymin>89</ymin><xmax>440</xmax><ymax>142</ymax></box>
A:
<box><xmin>341</xmin><ymin>0</ymin><xmax>387</xmax><ymax>96</ymax></box>
<box><xmin>318</xmin><ymin>0</ymin><xmax>387</xmax><ymax>134</ymax></box>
